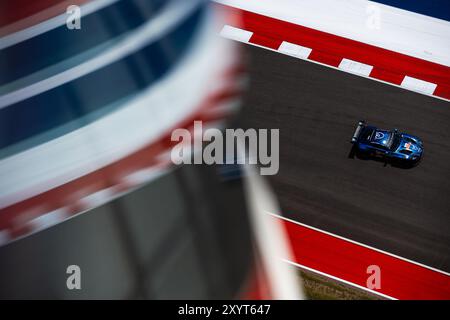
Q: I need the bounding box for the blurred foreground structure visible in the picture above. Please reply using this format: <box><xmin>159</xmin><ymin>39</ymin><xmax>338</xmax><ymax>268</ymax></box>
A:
<box><xmin>0</xmin><ymin>0</ymin><xmax>302</xmax><ymax>299</ymax></box>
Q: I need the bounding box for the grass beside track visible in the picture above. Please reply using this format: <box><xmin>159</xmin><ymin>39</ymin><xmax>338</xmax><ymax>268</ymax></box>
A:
<box><xmin>300</xmin><ymin>270</ymin><xmax>383</xmax><ymax>300</ymax></box>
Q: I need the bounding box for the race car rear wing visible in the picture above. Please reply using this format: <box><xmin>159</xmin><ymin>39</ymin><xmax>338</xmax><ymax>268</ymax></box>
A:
<box><xmin>351</xmin><ymin>120</ymin><xmax>366</xmax><ymax>143</ymax></box>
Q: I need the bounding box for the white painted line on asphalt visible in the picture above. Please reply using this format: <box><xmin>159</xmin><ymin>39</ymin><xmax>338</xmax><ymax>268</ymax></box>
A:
<box><xmin>220</xmin><ymin>25</ymin><xmax>253</xmax><ymax>43</ymax></box>
<box><xmin>278</xmin><ymin>41</ymin><xmax>312</xmax><ymax>59</ymax></box>
<box><xmin>401</xmin><ymin>76</ymin><xmax>437</xmax><ymax>95</ymax></box>
<box><xmin>339</xmin><ymin>58</ymin><xmax>373</xmax><ymax>77</ymax></box>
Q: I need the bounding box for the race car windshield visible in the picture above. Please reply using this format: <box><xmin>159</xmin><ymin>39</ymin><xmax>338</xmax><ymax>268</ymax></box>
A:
<box><xmin>389</xmin><ymin>132</ymin><xmax>401</xmax><ymax>150</ymax></box>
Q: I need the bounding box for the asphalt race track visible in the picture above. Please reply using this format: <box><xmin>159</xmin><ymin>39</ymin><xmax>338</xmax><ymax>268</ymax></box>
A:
<box><xmin>238</xmin><ymin>46</ymin><xmax>450</xmax><ymax>272</ymax></box>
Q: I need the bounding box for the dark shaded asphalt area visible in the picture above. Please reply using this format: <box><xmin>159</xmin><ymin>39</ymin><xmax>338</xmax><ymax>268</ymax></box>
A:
<box><xmin>238</xmin><ymin>46</ymin><xmax>450</xmax><ymax>271</ymax></box>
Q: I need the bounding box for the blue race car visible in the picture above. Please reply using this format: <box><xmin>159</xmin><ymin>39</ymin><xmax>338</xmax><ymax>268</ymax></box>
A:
<box><xmin>350</xmin><ymin>121</ymin><xmax>423</xmax><ymax>164</ymax></box>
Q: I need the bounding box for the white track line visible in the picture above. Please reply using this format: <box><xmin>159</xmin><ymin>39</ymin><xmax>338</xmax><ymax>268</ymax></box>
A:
<box><xmin>219</xmin><ymin>25</ymin><xmax>253</xmax><ymax>43</ymax></box>
<box><xmin>401</xmin><ymin>76</ymin><xmax>437</xmax><ymax>95</ymax></box>
<box><xmin>278</xmin><ymin>41</ymin><xmax>312</xmax><ymax>59</ymax></box>
<box><xmin>338</xmin><ymin>58</ymin><xmax>374</xmax><ymax>77</ymax></box>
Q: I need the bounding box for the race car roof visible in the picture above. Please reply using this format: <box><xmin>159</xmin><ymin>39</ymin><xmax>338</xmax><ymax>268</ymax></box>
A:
<box><xmin>370</xmin><ymin>129</ymin><xmax>392</xmax><ymax>147</ymax></box>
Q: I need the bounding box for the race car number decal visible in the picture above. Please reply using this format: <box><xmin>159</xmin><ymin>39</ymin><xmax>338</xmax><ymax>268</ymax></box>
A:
<box><xmin>404</xmin><ymin>142</ymin><xmax>412</xmax><ymax>151</ymax></box>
